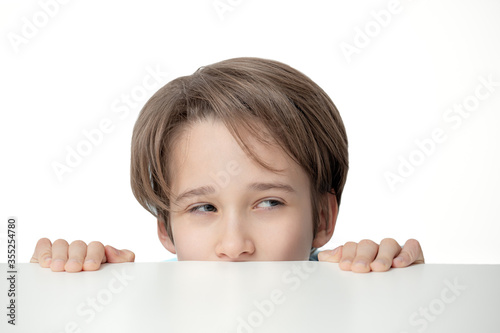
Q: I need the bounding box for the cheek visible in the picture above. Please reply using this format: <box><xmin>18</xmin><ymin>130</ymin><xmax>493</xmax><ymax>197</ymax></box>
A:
<box><xmin>259</xmin><ymin>212</ymin><xmax>314</xmax><ymax>261</ymax></box>
<box><xmin>171</xmin><ymin>222</ymin><xmax>212</xmax><ymax>260</ymax></box>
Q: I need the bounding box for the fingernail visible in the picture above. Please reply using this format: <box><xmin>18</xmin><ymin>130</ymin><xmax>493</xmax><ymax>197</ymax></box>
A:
<box><xmin>373</xmin><ymin>258</ymin><xmax>387</xmax><ymax>266</ymax></box>
<box><xmin>44</xmin><ymin>257</ymin><xmax>52</xmax><ymax>263</ymax></box>
<box><xmin>85</xmin><ymin>259</ymin><xmax>96</xmax><ymax>265</ymax></box>
<box><xmin>353</xmin><ymin>260</ymin><xmax>367</xmax><ymax>267</ymax></box>
<box><xmin>394</xmin><ymin>256</ymin><xmax>404</xmax><ymax>264</ymax></box>
<box><xmin>67</xmin><ymin>259</ymin><xmax>81</xmax><ymax>265</ymax></box>
<box><xmin>340</xmin><ymin>259</ymin><xmax>351</xmax><ymax>265</ymax></box>
<box><xmin>52</xmin><ymin>259</ymin><xmax>65</xmax><ymax>268</ymax></box>
<box><xmin>331</xmin><ymin>247</ymin><xmax>340</xmax><ymax>256</ymax></box>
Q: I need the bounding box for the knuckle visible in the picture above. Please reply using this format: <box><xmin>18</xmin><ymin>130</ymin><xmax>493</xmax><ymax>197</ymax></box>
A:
<box><xmin>70</xmin><ymin>240</ymin><xmax>86</xmax><ymax>247</ymax></box>
<box><xmin>406</xmin><ymin>238</ymin><xmax>421</xmax><ymax>248</ymax></box>
<box><xmin>341</xmin><ymin>243</ymin><xmax>356</xmax><ymax>257</ymax></box>
<box><xmin>38</xmin><ymin>237</ymin><xmax>52</xmax><ymax>245</ymax></box>
<box><xmin>88</xmin><ymin>241</ymin><xmax>104</xmax><ymax>248</ymax></box>
<box><xmin>53</xmin><ymin>239</ymin><xmax>69</xmax><ymax>246</ymax></box>
<box><xmin>359</xmin><ymin>239</ymin><xmax>377</xmax><ymax>247</ymax></box>
<box><xmin>381</xmin><ymin>238</ymin><xmax>400</xmax><ymax>248</ymax></box>
<box><xmin>404</xmin><ymin>239</ymin><xmax>421</xmax><ymax>258</ymax></box>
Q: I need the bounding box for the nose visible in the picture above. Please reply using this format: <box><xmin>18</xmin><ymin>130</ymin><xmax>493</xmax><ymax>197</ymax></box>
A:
<box><xmin>215</xmin><ymin>218</ymin><xmax>255</xmax><ymax>261</ymax></box>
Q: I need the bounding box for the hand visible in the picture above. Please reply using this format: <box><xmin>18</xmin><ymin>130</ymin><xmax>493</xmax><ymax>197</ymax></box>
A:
<box><xmin>317</xmin><ymin>238</ymin><xmax>424</xmax><ymax>273</ymax></box>
<box><xmin>30</xmin><ymin>238</ymin><xmax>135</xmax><ymax>272</ymax></box>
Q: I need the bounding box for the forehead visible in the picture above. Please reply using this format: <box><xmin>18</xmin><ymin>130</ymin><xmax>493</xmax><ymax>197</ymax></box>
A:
<box><xmin>169</xmin><ymin>119</ymin><xmax>307</xmax><ymax>195</ymax></box>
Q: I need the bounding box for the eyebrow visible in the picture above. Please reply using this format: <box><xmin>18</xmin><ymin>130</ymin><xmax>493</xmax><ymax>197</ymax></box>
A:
<box><xmin>174</xmin><ymin>182</ymin><xmax>296</xmax><ymax>204</ymax></box>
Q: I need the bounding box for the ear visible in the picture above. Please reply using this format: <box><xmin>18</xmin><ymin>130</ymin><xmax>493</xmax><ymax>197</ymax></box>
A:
<box><xmin>157</xmin><ymin>219</ymin><xmax>176</xmax><ymax>254</ymax></box>
<box><xmin>312</xmin><ymin>191</ymin><xmax>338</xmax><ymax>248</ymax></box>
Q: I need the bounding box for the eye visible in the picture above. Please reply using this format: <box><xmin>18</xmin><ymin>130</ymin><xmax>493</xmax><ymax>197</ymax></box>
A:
<box><xmin>256</xmin><ymin>199</ymin><xmax>284</xmax><ymax>210</ymax></box>
<box><xmin>188</xmin><ymin>204</ymin><xmax>217</xmax><ymax>214</ymax></box>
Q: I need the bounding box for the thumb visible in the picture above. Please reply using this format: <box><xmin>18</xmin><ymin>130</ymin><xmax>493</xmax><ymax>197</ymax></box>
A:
<box><xmin>317</xmin><ymin>246</ymin><xmax>343</xmax><ymax>262</ymax></box>
<box><xmin>104</xmin><ymin>245</ymin><xmax>135</xmax><ymax>263</ymax></box>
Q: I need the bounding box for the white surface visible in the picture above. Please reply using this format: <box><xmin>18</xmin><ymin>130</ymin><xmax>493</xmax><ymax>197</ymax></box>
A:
<box><xmin>1</xmin><ymin>262</ymin><xmax>500</xmax><ymax>332</ymax></box>
<box><xmin>0</xmin><ymin>0</ymin><xmax>500</xmax><ymax>264</ymax></box>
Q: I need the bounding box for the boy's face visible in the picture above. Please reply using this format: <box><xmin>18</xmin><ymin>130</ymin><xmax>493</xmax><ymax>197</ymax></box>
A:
<box><xmin>157</xmin><ymin>118</ymin><xmax>337</xmax><ymax>261</ymax></box>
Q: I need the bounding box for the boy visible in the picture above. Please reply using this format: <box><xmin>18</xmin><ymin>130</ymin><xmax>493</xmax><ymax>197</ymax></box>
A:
<box><xmin>31</xmin><ymin>57</ymin><xmax>424</xmax><ymax>273</ymax></box>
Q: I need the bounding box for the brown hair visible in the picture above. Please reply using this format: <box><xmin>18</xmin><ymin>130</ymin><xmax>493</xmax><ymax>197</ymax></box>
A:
<box><xmin>130</xmin><ymin>57</ymin><xmax>348</xmax><ymax>253</ymax></box>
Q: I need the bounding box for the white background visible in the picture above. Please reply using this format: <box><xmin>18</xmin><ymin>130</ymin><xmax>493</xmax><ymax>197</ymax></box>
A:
<box><xmin>1</xmin><ymin>0</ymin><xmax>499</xmax><ymax>264</ymax></box>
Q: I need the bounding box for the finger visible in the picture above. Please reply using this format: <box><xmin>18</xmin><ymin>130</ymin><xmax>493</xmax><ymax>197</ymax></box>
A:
<box><xmin>338</xmin><ymin>242</ymin><xmax>357</xmax><ymax>271</ymax></box>
<box><xmin>30</xmin><ymin>238</ymin><xmax>53</xmax><ymax>268</ymax></box>
<box><xmin>83</xmin><ymin>241</ymin><xmax>106</xmax><ymax>271</ymax></box>
<box><xmin>65</xmin><ymin>240</ymin><xmax>88</xmax><ymax>273</ymax></box>
<box><xmin>317</xmin><ymin>246</ymin><xmax>343</xmax><ymax>262</ymax></box>
<box><xmin>351</xmin><ymin>239</ymin><xmax>378</xmax><ymax>273</ymax></box>
<box><xmin>50</xmin><ymin>239</ymin><xmax>69</xmax><ymax>272</ymax></box>
<box><xmin>393</xmin><ymin>239</ymin><xmax>425</xmax><ymax>268</ymax></box>
<box><xmin>370</xmin><ymin>238</ymin><xmax>402</xmax><ymax>272</ymax></box>
<box><xmin>104</xmin><ymin>245</ymin><xmax>135</xmax><ymax>263</ymax></box>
